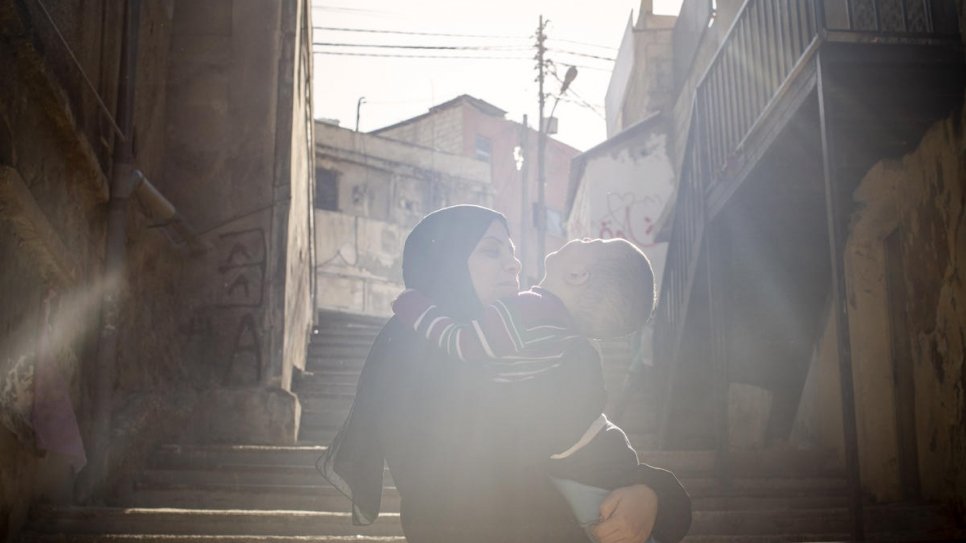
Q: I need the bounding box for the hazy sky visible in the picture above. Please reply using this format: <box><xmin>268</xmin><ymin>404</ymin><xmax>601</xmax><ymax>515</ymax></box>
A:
<box><xmin>311</xmin><ymin>0</ymin><xmax>683</xmax><ymax>152</ymax></box>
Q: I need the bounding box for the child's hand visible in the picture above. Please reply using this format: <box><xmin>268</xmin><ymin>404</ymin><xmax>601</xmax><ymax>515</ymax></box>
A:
<box><xmin>592</xmin><ymin>484</ymin><xmax>658</xmax><ymax>543</ymax></box>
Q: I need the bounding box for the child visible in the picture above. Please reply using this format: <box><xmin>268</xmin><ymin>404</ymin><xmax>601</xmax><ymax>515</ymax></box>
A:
<box><xmin>392</xmin><ymin>237</ymin><xmax>660</xmax><ymax>541</ymax></box>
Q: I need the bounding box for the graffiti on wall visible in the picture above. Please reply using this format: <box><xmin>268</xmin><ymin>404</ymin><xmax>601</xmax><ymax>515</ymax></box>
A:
<box><xmin>596</xmin><ymin>192</ymin><xmax>664</xmax><ymax>248</ymax></box>
<box><xmin>179</xmin><ymin>228</ymin><xmax>267</xmax><ymax>386</ymax></box>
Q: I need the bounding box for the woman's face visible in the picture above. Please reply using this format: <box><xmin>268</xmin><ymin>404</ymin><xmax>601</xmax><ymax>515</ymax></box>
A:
<box><xmin>467</xmin><ymin>220</ymin><xmax>521</xmax><ymax>305</ymax></box>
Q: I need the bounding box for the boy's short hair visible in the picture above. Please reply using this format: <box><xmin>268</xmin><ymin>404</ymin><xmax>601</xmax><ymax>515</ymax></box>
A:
<box><xmin>572</xmin><ymin>239</ymin><xmax>654</xmax><ymax>339</ymax></box>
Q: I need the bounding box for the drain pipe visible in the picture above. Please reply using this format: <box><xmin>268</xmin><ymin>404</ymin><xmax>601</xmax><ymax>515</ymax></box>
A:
<box><xmin>76</xmin><ymin>0</ymin><xmax>140</xmax><ymax>503</ymax></box>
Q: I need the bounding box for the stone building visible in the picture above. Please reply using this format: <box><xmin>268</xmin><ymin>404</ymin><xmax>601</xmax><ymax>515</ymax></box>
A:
<box><xmin>585</xmin><ymin>0</ymin><xmax>966</xmax><ymax>534</ymax></box>
<box><xmin>373</xmin><ymin>95</ymin><xmax>580</xmax><ymax>285</ymax></box>
<box><xmin>313</xmin><ymin>120</ymin><xmax>492</xmax><ymax>316</ymax></box>
<box><xmin>0</xmin><ymin>0</ymin><xmax>315</xmax><ymax>538</ymax></box>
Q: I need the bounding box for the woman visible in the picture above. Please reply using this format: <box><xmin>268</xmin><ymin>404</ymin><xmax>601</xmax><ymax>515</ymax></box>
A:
<box><xmin>319</xmin><ymin>205</ymin><xmax>690</xmax><ymax>543</ymax></box>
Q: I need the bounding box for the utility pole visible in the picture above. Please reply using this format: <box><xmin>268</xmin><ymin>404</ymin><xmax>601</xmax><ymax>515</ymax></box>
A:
<box><xmin>535</xmin><ymin>15</ymin><xmax>548</xmax><ymax>279</ymax></box>
<box><xmin>519</xmin><ymin>114</ymin><xmax>529</xmax><ymax>286</ymax></box>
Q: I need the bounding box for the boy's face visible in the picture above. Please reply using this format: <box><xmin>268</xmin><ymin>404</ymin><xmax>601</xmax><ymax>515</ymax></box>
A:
<box><xmin>540</xmin><ymin>238</ymin><xmax>615</xmax><ymax>292</ymax></box>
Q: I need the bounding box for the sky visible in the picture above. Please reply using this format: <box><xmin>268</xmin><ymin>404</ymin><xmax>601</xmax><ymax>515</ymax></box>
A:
<box><xmin>311</xmin><ymin>0</ymin><xmax>684</xmax><ymax>152</ymax></box>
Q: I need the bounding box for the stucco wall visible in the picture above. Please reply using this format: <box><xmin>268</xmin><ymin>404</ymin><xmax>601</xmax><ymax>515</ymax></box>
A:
<box><xmin>793</xmin><ymin>98</ymin><xmax>966</xmax><ymax>510</ymax></box>
<box><xmin>314</xmin><ymin>122</ymin><xmax>492</xmax><ymax>316</ymax></box>
<box><xmin>0</xmin><ymin>1</ymin><xmax>179</xmax><ymax>538</ymax></box>
<box><xmin>568</xmin><ymin>123</ymin><xmax>675</xmax><ymax>293</ymax></box>
<box><xmin>376</xmin><ymin>106</ymin><xmax>464</xmax><ymax>155</ymax></box>
<box><xmin>1</xmin><ymin>1</ymin><xmax>317</xmax><ymax>536</ymax></box>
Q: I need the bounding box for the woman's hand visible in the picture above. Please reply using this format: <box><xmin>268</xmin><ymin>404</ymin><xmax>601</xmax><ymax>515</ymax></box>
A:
<box><xmin>591</xmin><ymin>484</ymin><xmax>658</xmax><ymax>543</ymax></box>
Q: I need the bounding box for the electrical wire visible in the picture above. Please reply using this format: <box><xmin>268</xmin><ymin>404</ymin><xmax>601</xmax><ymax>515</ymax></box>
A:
<box><xmin>547</xmin><ymin>48</ymin><xmax>615</xmax><ymax>62</ymax></box>
<box><xmin>34</xmin><ymin>0</ymin><xmax>126</xmax><ymax>140</ymax></box>
<box><xmin>313</xmin><ymin>25</ymin><xmax>527</xmax><ymax>40</ymax></box>
<box><xmin>312</xmin><ymin>41</ymin><xmax>530</xmax><ymax>51</ymax></box>
<box><xmin>312</xmin><ymin>48</ymin><xmax>532</xmax><ymax>61</ymax></box>
<box><xmin>547</xmin><ymin>37</ymin><xmax>618</xmax><ymax>51</ymax></box>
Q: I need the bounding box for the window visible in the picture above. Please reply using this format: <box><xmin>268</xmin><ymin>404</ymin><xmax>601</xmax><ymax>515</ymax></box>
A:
<box><xmin>315</xmin><ymin>167</ymin><xmax>339</xmax><ymax>211</ymax></box>
<box><xmin>474</xmin><ymin>135</ymin><xmax>492</xmax><ymax>162</ymax></box>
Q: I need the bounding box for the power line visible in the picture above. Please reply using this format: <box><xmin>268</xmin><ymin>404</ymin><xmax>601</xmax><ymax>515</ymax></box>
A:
<box><xmin>313</xmin><ymin>25</ymin><xmax>527</xmax><ymax>40</ymax></box>
<box><xmin>312</xmin><ymin>48</ymin><xmax>532</xmax><ymax>61</ymax></box>
<box><xmin>312</xmin><ymin>41</ymin><xmax>529</xmax><ymax>51</ymax></box>
<box><xmin>547</xmin><ymin>48</ymin><xmax>615</xmax><ymax>62</ymax></box>
<box><xmin>547</xmin><ymin>37</ymin><xmax>618</xmax><ymax>51</ymax></box>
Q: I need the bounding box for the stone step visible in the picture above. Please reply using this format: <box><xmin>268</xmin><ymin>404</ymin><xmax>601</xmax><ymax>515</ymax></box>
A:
<box><xmin>292</xmin><ymin>381</ymin><xmax>358</xmax><ymax>396</ymax></box>
<box><xmin>297</xmin><ymin>428</ymin><xmax>338</xmax><ymax>444</ymax></box>
<box><xmin>687</xmin><ymin>504</ymin><xmax>960</xmax><ymax>537</ymax></box>
<box><xmin>26</xmin><ymin>507</ymin><xmax>403</xmax><ymax>537</ymax></box>
<box><xmin>137</xmin><ymin>465</ymin><xmax>392</xmax><ymax>489</ymax></box>
<box><xmin>150</xmin><ymin>444</ymin><xmax>841</xmax><ymax>482</ymax></box>
<box><xmin>23</xmin><ymin>536</ymin><xmax>405</xmax><ymax>543</ymax></box>
<box><xmin>297</xmin><ymin>393</ymin><xmax>353</xmax><ymax>414</ymax></box>
<box><xmin>690</xmin><ymin>494</ymin><xmax>848</xmax><ymax>511</ymax></box>
<box><xmin>296</xmin><ymin>369</ymin><xmax>361</xmax><ymax>385</ymax></box>
<box><xmin>120</xmin><ymin>483</ymin><xmax>401</xmax><ymax>512</ymax></box>
<box><xmin>150</xmin><ymin>445</ymin><xmax>327</xmax><ymax>470</ymax></box>
<box><xmin>301</xmin><ymin>408</ymin><xmax>351</xmax><ymax>428</ymax></box>
<box><xmin>304</xmin><ymin>357</ymin><xmax>367</xmax><ymax>372</ymax></box>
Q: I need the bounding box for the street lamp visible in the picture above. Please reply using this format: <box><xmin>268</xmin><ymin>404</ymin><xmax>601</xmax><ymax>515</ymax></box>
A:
<box><xmin>535</xmin><ymin>65</ymin><xmax>577</xmax><ymax>279</ymax></box>
<box><xmin>355</xmin><ymin>96</ymin><xmax>366</xmax><ymax>132</ymax></box>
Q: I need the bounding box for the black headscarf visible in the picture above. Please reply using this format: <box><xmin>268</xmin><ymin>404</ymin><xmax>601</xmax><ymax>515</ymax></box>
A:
<box><xmin>317</xmin><ymin>205</ymin><xmax>507</xmax><ymax>525</ymax></box>
<box><xmin>402</xmin><ymin>204</ymin><xmax>508</xmax><ymax>319</ymax></box>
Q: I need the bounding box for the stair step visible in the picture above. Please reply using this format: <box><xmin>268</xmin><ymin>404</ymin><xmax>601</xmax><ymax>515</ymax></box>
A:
<box><xmin>25</xmin><ymin>537</ymin><xmax>405</xmax><ymax>543</ymax></box>
<box><xmin>26</xmin><ymin>507</ymin><xmax>403</xmax><ymax>537</ymax></box>
<box><xmin>302</xmin><ymin>409</ymin><xmax>351</xmax><ymax>429</ymax></box>
<box><xmin>151</xmin><ymin>445</ymin><xmax>328</xmax><ymax>470</ymax></box>
<box><xmin>138</xmin><ymin>465</ymin><xmax>391</xmax><ymax>488</ymax></box>
<box><xmin>296</xmin><ymin>370</ymin><xmax>360</xmax><ymax>385</ymax></box>
<box><xmin>305</xmin><ymin>358</ymin><xmax>367</xmax><ymax>371</ymax></box>
<box><xmin>293</xmin><ymin>382</ymin><xmax>357</xmax><ymax>395</ymax></box>
<box><xmin>120</xmin><ymin>484</ymin><xmax>400</xmax><ymax>512</ymax></box>
<box><xmin>297</xmin><ymin>393</ymin><xmax>354</xmax><ymax>414</ymax></box>
<box><xmin>688</xmin><ymin>504</ymin><xmax>959</xmax><ymax>536</ymax></box>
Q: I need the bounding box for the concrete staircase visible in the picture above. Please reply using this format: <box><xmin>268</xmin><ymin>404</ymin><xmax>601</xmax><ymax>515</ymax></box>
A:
<box><xmin>20</xmin><ymin>312</ymin><xmax>964</xmax><ymax>542</ymax></box>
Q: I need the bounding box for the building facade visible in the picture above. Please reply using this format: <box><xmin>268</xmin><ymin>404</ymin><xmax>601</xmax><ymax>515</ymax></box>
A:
<box><xmin>374</xmin><ymin>95</ymin><xmax>580</xmax><ymax>285</ymax></box>
<box><xmin>313</xmin><ymin>121</ymin><xmax>492</xmax><ymax>316</ymax></box>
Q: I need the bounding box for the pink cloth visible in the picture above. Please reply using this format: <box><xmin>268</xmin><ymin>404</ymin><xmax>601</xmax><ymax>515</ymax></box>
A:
<box><xmin>31</xmin><ymin>292</ymin><xmax>87</xmax><ymax>470</ymax></box>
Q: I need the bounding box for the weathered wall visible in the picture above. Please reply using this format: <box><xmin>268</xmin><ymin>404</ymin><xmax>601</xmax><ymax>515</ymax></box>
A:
<box><xmin>606</xmin><ymin>2</ymin><xmax>676</xmax><ymax>135</ymax></box>
<box><xmin>0</xmin><ymin>0</ymin><xmax>180</xmax><ymax>538</ymax></box>
<box><xmin>314</xmin><ymin>122</ymin><xmax>492</xmax><ymax>316</ymax></box>
<box><xmin>1</xmin><ymin>0</ymin><xmax>317</xmax><ymax>536</ymax></box>
<box><xmin>793</xmin><ymin>98</ymin><xmax>966</xmax><ymax>510</ymax></box>
<box><xmin>277</xmin><ymin>0</ymin><xmax>316</xmax><ymax>384</ymax></box>
<box><xmin>376</xmin><ymin>106</ymin><xmax>464</xmax><ymax>155</ymax></box>
<box><xmin>568</xmin><ymin>120</ymin><xmax>674</xmax><ymax>293</ymax></box>
<box><xmin>161</xmin><ymin>0</ymin><xmax>316</xmax><ymax>443</ymax></box>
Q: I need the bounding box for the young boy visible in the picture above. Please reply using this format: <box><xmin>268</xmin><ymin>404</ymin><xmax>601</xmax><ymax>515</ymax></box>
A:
<box><xmin>392</xmin><ymin>237</ymin><xmax>659</xmax><ymax>540</ymax></box>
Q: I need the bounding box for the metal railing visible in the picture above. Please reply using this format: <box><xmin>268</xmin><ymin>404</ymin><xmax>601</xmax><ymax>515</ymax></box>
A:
<box><xmin>657</xmin><ymin>0</ymin><xmax>961</xmax><ymax>376</ymax></box>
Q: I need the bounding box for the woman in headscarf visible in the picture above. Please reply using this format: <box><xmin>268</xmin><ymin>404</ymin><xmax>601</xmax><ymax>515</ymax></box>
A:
<box><xmin>319</xmin><ymin>205</ymin><xmax>690</xmax><ymax>543</ymax></box>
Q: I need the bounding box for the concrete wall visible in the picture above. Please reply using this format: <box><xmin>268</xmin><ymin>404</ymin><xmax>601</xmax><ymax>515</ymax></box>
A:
<box><xmin>605</xmin><ymin>2</ymin><xmax>676</xmax><ymax>136</ymax></box>
<box><xmin>0</xmin><ymin>0</ymin><xmax>315</xmax><ymax>537</ymax></box>
<box><xmin>314</xmin><ymin>122</ymin><xmax>492</xmax><ymax>316</ymax></box>
<box><xmin>567</xmin><ymin>121</ymin><xmax>675</xmax><ymax>294</ymax></box>
<box><xmin>376</xmin><ymin>106</ymin><xmax>464</xmax><ymax>155</ymax></box>
<box><xmin>793</xmin><ymin>98</ymin><xmax>966</xmax><ymax>510</ymax></box>
<box><xmin>0</xmin><ymin>1</ymin><xmax>179</xmax><ymax>538</ymax></box>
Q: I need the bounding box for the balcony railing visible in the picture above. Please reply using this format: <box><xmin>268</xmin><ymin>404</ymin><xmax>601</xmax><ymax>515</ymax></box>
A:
<box><xmin>657</xmin><ymin>0</ymin><xmax>960</xmax><ymax>360</ymax></box>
